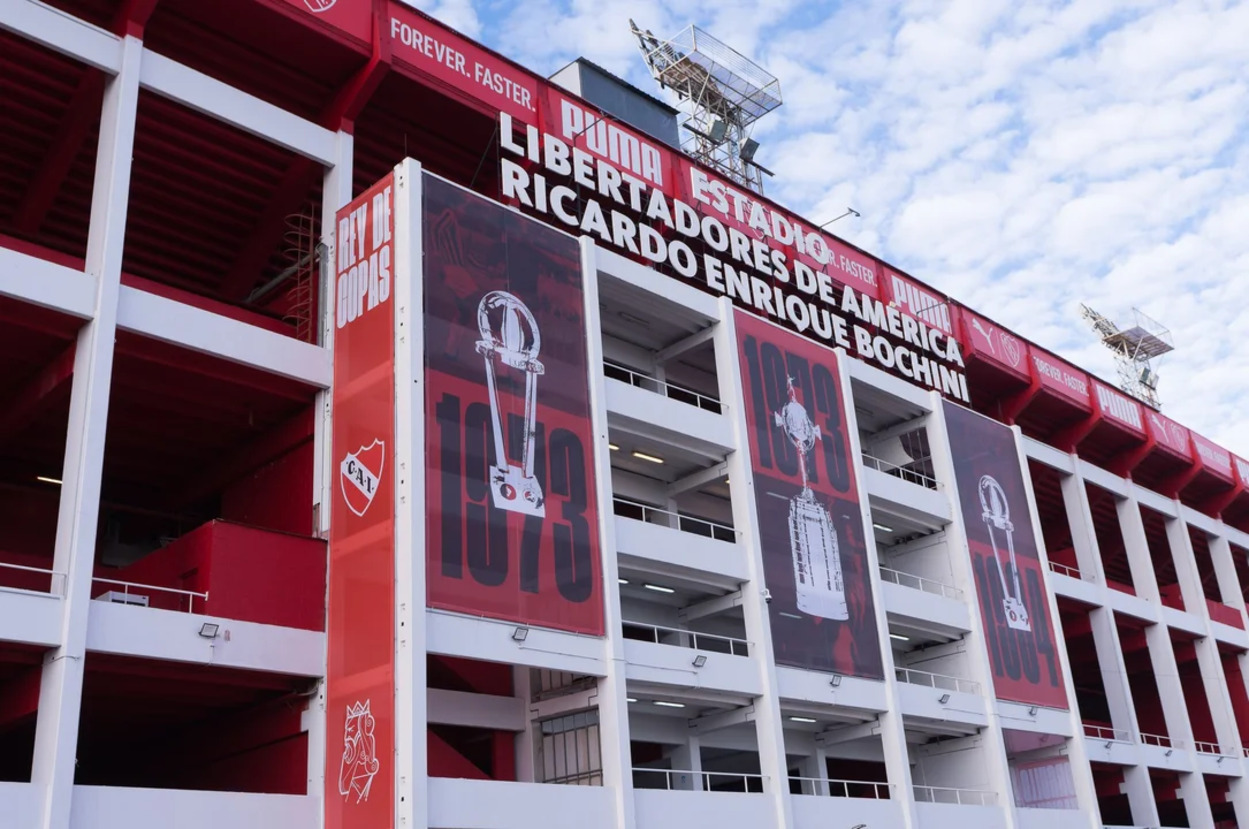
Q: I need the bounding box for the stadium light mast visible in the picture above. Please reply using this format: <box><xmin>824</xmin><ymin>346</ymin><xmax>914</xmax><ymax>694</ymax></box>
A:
<box><xmin>630</xmin><ymin>19</ymin><xmax>782</xmax><ymax>194</ymax></box>
<box><xmin>1079</xmin><ymin>304</ymin><xmax>1174</xmax><ymax>410</ymax></box>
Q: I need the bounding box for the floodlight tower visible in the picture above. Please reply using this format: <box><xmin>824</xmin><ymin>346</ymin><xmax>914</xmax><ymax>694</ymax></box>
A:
<box><xmin>1079</xmin><ymin>304</ymin><xmax>1174</xmax><ymax>409</ymax></box>
<box><xmin>630</xmin><ymin>20</ymin><xmax>782</xmax><ymax>194</ymax></box>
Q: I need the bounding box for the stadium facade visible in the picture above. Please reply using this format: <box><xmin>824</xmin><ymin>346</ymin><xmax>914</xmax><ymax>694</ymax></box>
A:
<box><xmin>2</xmin><ymin>2</ymin><xmax>1249</xmax><ymax>828</ymax></box>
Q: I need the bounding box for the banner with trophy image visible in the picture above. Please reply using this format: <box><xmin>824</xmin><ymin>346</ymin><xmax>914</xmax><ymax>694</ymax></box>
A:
<box><xmin>735</xmin><ymin>310</ymin><xmax>884</xmax><ymax>678</ymax></box>
<box><xmin>942</xmin><ymin>400</ymin><xmax>1067</xmax><ymax>709</ymax></box>
<box><xmin>423</xmin><ymin>174</ymin><xmax>604</xmax><ymax>635</ymax></box>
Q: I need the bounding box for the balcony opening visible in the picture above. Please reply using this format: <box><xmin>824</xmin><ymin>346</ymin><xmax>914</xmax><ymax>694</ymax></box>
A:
<box><xmin>75</xmin><ymin>654</ymin><xmax>312</xmax><ymax>794</ymax></box>
<box><xmin>1206</xmin><ymin>774</ymin><xmax>1236</xmax><ymax>827</ymax></box>
<box><xmin>1231</xmin><ymin>543</ymin><xmax>1249</xmax><ymax>609</ymax></box>
<box><xmin>1116</xmin><ymin>615</ymin><xmax>1168</xmax><ymax>743</ymax></box>
<box><xmin>619</xmin><ymin>577</ymin><xmax>748</xmax><ymax>658</ymax></box>
<box><xmin>1187</xmin><ymin>526</ymin><xmax>1233</xmax><ymax>622</ymax></box>
<box><xmin>1149</xmin><ymin>768</ymin><xmax>1187</xmax><ymax>828</ymax></box>
<box><xmin>0</xmin><ymin>32</ymin><xmax>102</xmax><ymax>270</ymax></box>
<box><xmin>427</xmin><ymin>655</ymin><xmax>519</xmax><ymax>782</ymax></box>
<box><xmin>1085</xmin><ymin>483</ymin><xmax>1132</xmax><ymax>593</ymax></box>
<box><xmin>875</xmin><ymin>522</ymin><xmax>961</xmax><ymax>601</ymax></box>
<box><xmin>1028</xmin><ymin>461</ymin><xmax>1082</xmax><ymax>578</ymax></box>
<box><xmin>1057</xmin><ymin>600</ymin><xmax>1115</xmax><ymax>738</ymax></box>
<box><xmin>609</xmin><ymin>432</ymin><xmax>734</xmax><ymax>543</ymax></box>
<box><xmin>599</xmin><ymin>273</ymin><xmax>721</xmax><ymax>413</ymax></box>
<box><xmin>1218</xmin><ymin>643</ymin><xmax>1249</xmax><ymax>750</ymax></box>
<box><xmin>1003</xmin><ymin>730</ymin><xmax>1078</xmax><ymax>810</ymax></box>
<box><xmin>1140</xmin><ymin>507</ymin><xmax>1182</xmax><ymax>610</ymax></box>
<box><xmin>785</xmin><ymin>719</ymin><xmax>891</xmax><ymax>799</ymax></box>
<box><xmin>0</xmin><ymin>644</ymin><xmax>43</xmax><ymax>782</ymax></box>
<box><xmin>630</xmin><ymin>697</ymin><xmax>762</xmax><ymax>793</ymax></box>
<box><xmin>1171</xmin><ymin>632</ymin><xmax>1221</xmax><ymax>756</ymax></box>
<box><xmin>891</xmin><ymin>628</ymin><xmax>978</xmax><ymax>696</ymax></box>
<box><xmin>906</xmin><ymin>728</ymin><xmax>997</xmax><ymax>806</ymax></box>
<box><xmin>0</xmin><ymin>299</ymin><xmax>80</xmax><ymax>596</ymax></box>
<box><xmin>1090</xmin><ymin>763</ymin><xmax>1135</xmax><ymax>825</ymax></box>
<box><xmin>851</xmin><ymin>380</ymin><xmax>937</xmax><ymax>490</ymax></box>
<box><xmin>91</xmin><ymin>334</ymin><xmax>324</xmax><ymax>630</ymax></box>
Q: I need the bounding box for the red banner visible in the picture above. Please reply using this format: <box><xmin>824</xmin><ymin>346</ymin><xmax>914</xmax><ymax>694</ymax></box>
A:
<box><xmin>884</xmin><ymin>268</ymin><xmax>953</xmax><ymax>337</ymax></box>
<box><xmin>1028</xmin><ymin>347</ymin><xmax>1091</xmax><ymax>409</ymax></box>
<box><xmin>943</xmin><ymin>401</ymin><xmax>1067</xmax><ymax>709</ymax></box>
<box><xmin>958</xmin><ymin>307</ymin><xmax>1028</xmax><ymax>379</ymax></box>
<box><xmin>327</xmin><ymin>174</ymin><xmax>396</xmax><ymax>829</ymax></box>
<box><xmin>1236</xmin><ymin>456</ymin><xmax>1249</xmax><ymax>489</ymax></box>
<box><xmin>1092</xmin><ymin>380</ymin><xmax>1144</xmax><ymax>436</ymax></box>
<box><xmin>1193</xmin><ymin>432</ymin><xmax>1234</xmax><ymax>482</ymax></box>
<box><xmin>273</xmin><ymin>0</ymin><xmax>373</xmax><ymax>42</ymax></box>
<box><xmin>1145</xmin><ymin>409</ymin><xmax>1191</xmax><ymax>460</ymax></box>
<box><xmin>735</xmin><ymin>310</ymin><xmax>883</xmax><ymax>678</ymax></box>
<box><xmin>423</xmin><ymin>173</ymin><xmax>604</xmax><ymax>634</ymax></box>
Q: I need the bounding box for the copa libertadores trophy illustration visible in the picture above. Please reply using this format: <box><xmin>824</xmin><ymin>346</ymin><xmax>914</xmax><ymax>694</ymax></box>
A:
<box><xmin>773</xmin><ymin>376</ymin><xmax>848</xmax><ymax>621</ymax></box>
<box><xmin>476</xmin><ymin>290</ymin><xmax>546</xmax><ymax>517</ymax></box>
<box><xmin>978</xmin><ymin>474</ymin><xmax>1030</xmax><ymax>631</ymax></box>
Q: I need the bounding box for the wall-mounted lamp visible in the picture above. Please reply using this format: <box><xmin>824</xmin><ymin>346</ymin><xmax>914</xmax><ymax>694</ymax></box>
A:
<box><xmin>198</xmin><ymin>622</ymin><xmax>220</xmax><ymax>640</ymax></box>
<box><xmin>1027</xmin><ymin>706</ymin><xmax>1038</xmax><ymax>716</ymax></box>
<box><xmin>1164</xmin><ymin>749</ymin><xmax>1173</xmax><ymax>757</ymax></box>
<box><xmin>1218</xmin><ymin>756</ymin><xmax>1225</xmax><ymax>765</ymax></box>
<box><xmin>511</xmin><ymin>626</ymin><xmax>529</xmax><ymax>642</ymax></box>
<box><xmin>829</xmin><ymin>674</ymin><xmax>842</xmax><ymax>688</ymax></box>
<box><xmin>938</xmin><ymin>693</ymin><xmax>951</xmax><ymax>704</ymax></box>
<box><xmin>692</xmin><ymin>654</ymin><xmax>708</xmax><ymax>668</ymax></box>
<box><xmin>1104</xmin><ymin>741</ymin><xmax>1113</xmax><ymax>749</ymax></box>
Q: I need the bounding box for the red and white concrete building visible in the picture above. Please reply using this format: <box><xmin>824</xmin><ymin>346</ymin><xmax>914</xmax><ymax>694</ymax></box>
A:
<box><xmin>2</xmin><ymin>2</ymin><xmax>1249</xmax><ymax>828</ymax></box>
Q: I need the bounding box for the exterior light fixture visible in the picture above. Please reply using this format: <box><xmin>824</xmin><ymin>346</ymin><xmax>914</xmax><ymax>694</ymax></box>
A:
<box><xmin>632</xmin><ymin>451</ymin><xmax>665</xmax><ymax>464</ymax></box>
<box><xmin>829</xmin><ymin>675</ymin><xmax>842</xmax><ymax>688</ymax></box>
<box><xmin>889</xmin><ymin>633</ymin><xmax>909</xmax><ymax>642</ymax></box>
<box><xmin>511</xmin><ymin>626</ymin><xmax>529</xmax><ymax>642</ymax></box>
<box><xmin>609</xmin><ymin>443</ymin><xmax>619</xmax><ymax>451</ymax></box>
<box><xmin>619</xmin><ymin>578</ymin><xmax>629</xmax><ymax>584</ymax></box>
<box><xmin>36</xmin><ymin>476</ymin><xmax>62</xmax><ymax>485</ymax></box>
<box><xmin>790</xmin><ymin>716</ymin><xmax>817</xmax><ymax>724</ymax></box>
<box><xmin>1028</xmin><ymin>706</ymin><xmax>1038</xmax><ymax>716</ymax></box>
<box><xmin>644</xmin><ymin>584</ymin><xmax>675</xmax><ymax>594</ymax></box>
<box><xmin>872</xmin><ymin>523</ymin><xmax>893</xmax><ymax>533</ymax></box>
<box><xmin>938</xmin><ymin>694</ymin><xmax>951</xmax><ymax>704</ymax></box>
<box><xmin>1164</xmin><ymin>749</ymin><xmax>1173</xmax><ymax>757</ymax></box>
<box><xmin>654</xmin><ymin>700</ymin><xmax>685</xmax><ymax>708</ymax></box>
<box><xmin>692</xmin><ymin>654</ymin><xmax>708</xmax><ymax>668</ymax></box>
<box><xmin>198</xmin><ymin>623</ymin><xmax>220</xmax><ymax>639</ymax></box>
<box><xmin>626</xmin><ymin>697</ymin><xmax>638</xmax><ymax>703</ymax></box>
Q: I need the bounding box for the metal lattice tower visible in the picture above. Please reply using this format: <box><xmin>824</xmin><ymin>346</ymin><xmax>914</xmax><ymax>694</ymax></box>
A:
<box><xmin>1079</xmin><ymin>304</ymin><xmax>1174</xmax><ymax>409</ymax></box>
<box><xmin>630</xmin><ymin>20</ymin><xmax>781</xmax><ymax>194</ymax></box>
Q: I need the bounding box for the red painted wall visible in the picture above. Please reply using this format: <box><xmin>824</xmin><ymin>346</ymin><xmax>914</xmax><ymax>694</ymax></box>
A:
<box><xmin>221</xmin><ymin>441</ymin><xmax>315</xmax><ymax>536</ymax></box>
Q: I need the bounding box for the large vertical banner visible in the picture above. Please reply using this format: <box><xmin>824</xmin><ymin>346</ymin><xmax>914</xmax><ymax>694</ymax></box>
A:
<box><xmin>327</xmin><ymin>174</ymin><xmax>396</xmax><ymax>829</ymax></box>
<box><xmin>735</xmin><ymin>310</ymin><xmax>883</xmax><ymax>678</ymax></box>
<box><xmin>943</xmin><ymin>401</ymin><xmax>1067</xmax><ymax>708</ymax></box>
<box><xmin>423</xmin><ymin>174</ymin><xmax>604</xmax><ymax>635</ymax></box>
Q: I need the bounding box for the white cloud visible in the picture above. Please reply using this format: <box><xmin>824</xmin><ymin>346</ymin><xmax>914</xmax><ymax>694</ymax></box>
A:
<box><xmin>415</xmin><ymin>0</ymin><xmax>1249</xmax><ymax>456</ymax></box>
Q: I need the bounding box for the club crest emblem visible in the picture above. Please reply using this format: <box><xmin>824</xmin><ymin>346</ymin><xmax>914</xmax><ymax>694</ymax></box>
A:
<box><xmin>338</xmin><ymin>699</ymin><xmax>380</xmax><ymax>804</ymax></box>
<box><xmin>340</xmin><ymin>439</ymin><xmax>384</xmax><ymax>517</ymax></box>
<box><xmin>304</xmin><ymin>0</ymin><xmax>338</xmax><ymax>13</ymax></box>
<box><xmin>999</xmin><ymin>332</ymin><xmax>1022</xmax><ymax>368</ymax></box>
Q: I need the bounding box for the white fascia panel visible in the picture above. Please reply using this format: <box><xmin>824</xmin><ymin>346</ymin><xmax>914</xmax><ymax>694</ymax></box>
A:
<box><xmin>70</xmin><ymin>787</ymin><xmax>320</xmax><ymax>829</ymax></box>
<box><xmin>0</xmin><ymin>246</ymin><xmax>96</xmax><ymax>318</ymax></box>
<box><xmin>2</xmin><ymin>0</ymin><xmax>122</xmax><ymax>73</ymax></box>
<box><xmin>85</xmin><ymin>601</ymin><xmax>326</xmax><ymax>677</ymax></box>
<box><xmin>116</xmin><ymin>284</ymin><xmax>332</xmax><ymax>387</ymax></box>
<box><xmin>0</xmin><ymin>590</ymin><xmax>63</xmax><ymax>647</ymax></box>
<box><xmin>426</xmin><ymin>610</ymin><xmax>607</xmax><ymax>675</ymax></box>
<box><xmin>139</xmin><ymin>51</ymin><xmax>337</xmax><ymax>165</ymax></box>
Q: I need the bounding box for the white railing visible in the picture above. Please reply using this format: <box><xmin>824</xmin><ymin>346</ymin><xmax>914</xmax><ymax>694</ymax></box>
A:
<box><xmin>789</xmin><ymin>776</ymin><xmax>893</xmax><ymax>799</ymax></box>
<box><xmin>603</xmin><ymin>361</ymin><xmax>723</xmax><ymax>414</ymax></box>
<box><xmin>1083</xmin><ymin>723</ymin><xmax>1132</xmax><ymax>743</ymax></box>
<box><xmin>1139</xmin><ymin>732</ymin><xmax>1180</xmax><ymax>750</ymax></box>
<box><xmin>621</xmin><ymin>620</ymin><xmax>749</xmax><ymax>656</ymax></box>
<box><xmin>861</xmin><ymin>452</ymin><xmax>941</xmax><ymax>490</ymax></box>
<box><xmin>1194</xmin><ymin>739</ymin><xmax>1234</xmax><ymax>757</ymax></box>
<box><xmin>612</xmin><ymin>496</ymin><xmax>737</xmax><ymax>543</ymax></box>
<box><xmin>0</xmin><ymin>560</ymin><xmax>66</xmax><ymax>596</ymax></box>
<box><xmin>913</xmin><ymin>785</ymin><xmax>997</xmax><ymax>806</ymax></box>
<box><xmin>895</xmin><ymin>666</ymin><xmax>980</xmax><ymax>695</ymax></box>
<box><xmin>879</xmin><ymin>566</ymin><xmax>963</xmax><ymax>600</ymax></box>
<box><xmin>92</xmin><ymin>578</ymin><xmax>208</xmax><ymax>614</ymax></box>
<box><xmin>1048</xmin><ymin>560</ymin><xmax>1092</xmax><ymax>581</ymax></box>
<box><xmin>633</xmin><ymin>767</ymin><xmax>765</xmax><ymax>792</ymax></box>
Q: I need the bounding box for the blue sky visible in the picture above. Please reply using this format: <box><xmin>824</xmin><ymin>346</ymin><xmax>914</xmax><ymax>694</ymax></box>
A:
<box><xmin>409</xmin><ymin>0</ymin><xmax>1249</xmax><ymax>455</ymax></box>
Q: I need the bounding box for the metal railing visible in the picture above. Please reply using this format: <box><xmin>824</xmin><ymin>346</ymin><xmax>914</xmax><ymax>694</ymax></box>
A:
<box><xmin>913</xmin><ymin>785</ymin><xmax>997</xmax><ymax>805</ymax></box>
<box><xmin>1139</xmin><ymin>732</ymin><xmax>1180</xmax><ymax>750</ymax></box>
<box><xmin>1048</xmin><ymin>560</ymin><xmax>1092</xmax><ymax>581</ymax></box>
<box><xmin>1194</xmin><ymin>740</ymin><xmax>1234</xmax><ymax>757</ymax></box>
<box><xmin>0</xmin><ymin>560</ymin><xmax>67</xmax><ymax>596</ymax></box>
<box><xmin>1083</xmin><ymin>723</ymin><xmax>1132</xmax><ymax>743</ymax></box>
<box><xmin>895</xmin><ymin>666</ymin><xmax>980</xmax><ymax>695</ymax></box>
<box><xmin>613</xmin><ymin>496</ymin><xmax>737</xmax><ymax>542</ymax></box>
<box><xmin>878</xmin><ymin>566</ymin><xmax>963</xmax><ymax>600</ymax></box>
<box><xmin>622</xmin><ymin>620</ymin><xmax>749</xmax><ymax>656</ymax></box>
<box><xmin>633</xmin><ymin>767</ymin><xmax>765</xmax><ymax>792</ymax></box>
<box><xmin>861</xmin><ymin>452</ymin><xmax>941</xmax><ymax>490</ymax></box>
<box><xmin>789</xmin><ymin>776</ymin><xmax>893</xmax><ymax>799</ymax></box>
<box><xmin>603</xmin><ymin>361</ymin><xmax>723</xmax><ymax>414</ymax></box>
<box><xmin>92</xmin><ymin>578</ymin><xmax>208</xmax><ymax>614</ymax></box>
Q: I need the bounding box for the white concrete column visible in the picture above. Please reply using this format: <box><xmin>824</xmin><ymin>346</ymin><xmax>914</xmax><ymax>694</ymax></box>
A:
<box><xmin>1121</xmin><ymin>766</ymin><xmax>1162</xmax><ymax>828</ymax></box>
<box><xmin>670</xmin><ymin>736</ymin><xmax>702</xmax><ymax>791</ymax></box>
<box><xmin>1166</xmin><ymin>512</ymin><xmax>1208</xmax><ymax>616</ymax></box>
<box><xmin>580</xmin><ymin>238</ymin><xmax>637</xmax><ymax>829</ymax></box>
<box><xmin>1088</xmin><ymin>608</ymin><xmax>1142</xmax><ymax>740</ymax></box>
<box><xmin>1117</xmin><ymin>495</ymin><xmax>1162</xmax><ymax>603</ymax></box>
<box><xmin>513</xmin><ymin>668</ymin><xmax>536</xmax><ymax>783</ymax></box>
<box><xmin>712</xmin><ymin>297</ymin><xmax>792</xmax><ymax>829</ymax></box>
<box><xmin>1059</xmin><ymin>467</ymin><xmax>1108</xmax><ymax>583</ymax></box>
<box><xmin>1208</xmin><ymin>534</ymin><xmax>1244</xmax><ymax>613</ymax></box>
<box><xmin>31</xmin><ymin>34</ymin><xmax>141</xmax><ymax>829</ymax></box>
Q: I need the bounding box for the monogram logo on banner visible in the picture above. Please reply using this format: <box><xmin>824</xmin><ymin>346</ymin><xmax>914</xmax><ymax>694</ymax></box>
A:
<box><xmin>304</xmin><ymin>0</ymin><xmax>338</xmax><ymax>12</ymax></box>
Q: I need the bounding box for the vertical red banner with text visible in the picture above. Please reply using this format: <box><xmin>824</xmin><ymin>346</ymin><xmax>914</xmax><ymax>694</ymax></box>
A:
<box><xmin>327</xmin><ymin>174</ymin><xmax>397</xmax><ymax>829</ymax></box>
<box><xmin>942</xmin><ymin>401</ymin><xmax>1067</xmax><ymax>709</ymax></box>
<box><xmin>735</xmin><ymin>310</ymin><xmax>884</xmax><ymax>678</ymax></box>
<box><xmin>423</xmin><ymin>174</ymin><xmax>604</xmax><ymax>635</ymax></box>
